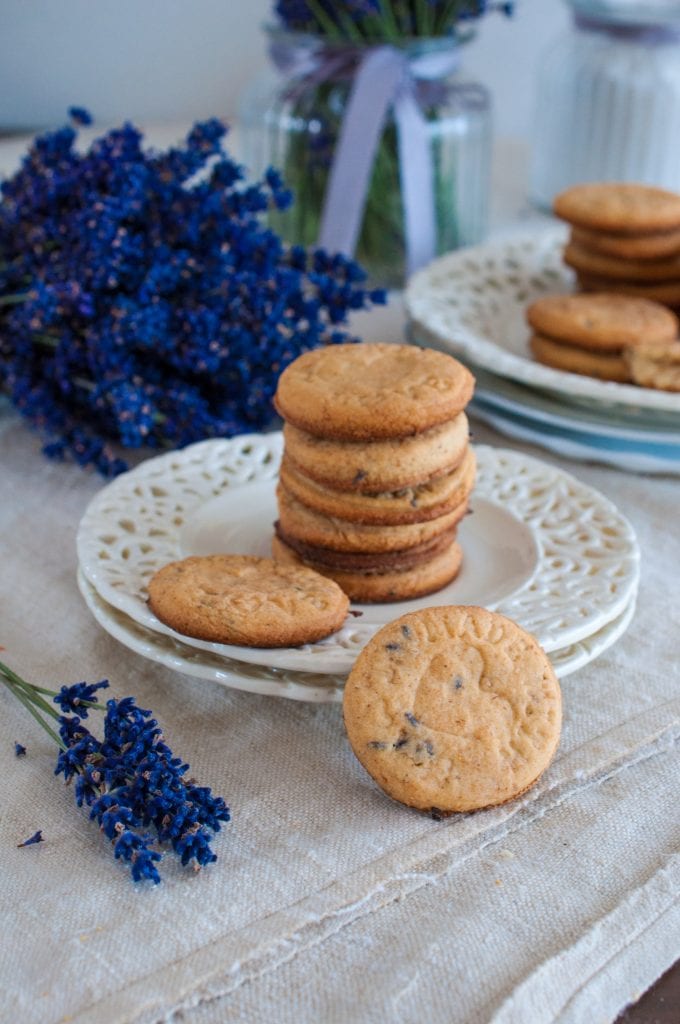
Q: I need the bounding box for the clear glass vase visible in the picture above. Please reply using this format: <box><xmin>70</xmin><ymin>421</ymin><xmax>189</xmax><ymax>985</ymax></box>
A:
<box><xmin>239</xmin><ymin>30</ymin><xmax>492</xmax><ymax>289</ymax></box>
<box><xmin>531</xmin><ymin>1</ymin><xmax>680</xmax><ymax>209</ymax></box>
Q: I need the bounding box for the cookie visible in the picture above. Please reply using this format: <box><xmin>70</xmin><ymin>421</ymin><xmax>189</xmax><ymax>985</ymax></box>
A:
<box><xmin>571</xmin><ymin>226</ymin><xmax>680</xmax><ymax>261</ymax></box>
<box><xmin>564</xmin><ymin>240</ymin><xmax>680</xmax><ymax>282</ymax></box>
<box><xmin>147</xmin><ymin>554</ymin><xmax>349</xmax><ymax>647</ymax></box>
<box><xmin>625</xmin><ymin>340</ymin><xmax>680</xmax><ymax>392</ymax></box>
<box><xmin>576</xmin><ymin>273</ymin><xmax>680</xmax><ymax>306</ymax></box>
<box><xmin>278</xmin><ymin>447</ymin><xmax>476</xmax><ymax>526</ymax></box>
<box><xmin>554</xmin><ymin>183</ymin><xmax>680</xmax><ymax>235</ymax></box>
<box><xmin>273</xmin><ymin>535</ymin><xmax>463</xmax><ymax>603</ymax></box>
<box><xmin>274</xmin><ymin>343</ymin><xmax>475</xmax><ymax>440</ymax></box>
<box><xmin>530</xmin><ymin>334</ymin><xmax>630</xmax><ymax>382</ymax></box>
<box><xmin>283</xmin><ymin>414</ymin><xmax>470</xmax><ymax>492</ymax></box>
<box><xmin>276</xmin><ymin>484</ymin><xmax>468</xmax><ymax>553</ymax></box>
<box><xmin>343</xmin><ymin>606</ymin><xmax>562</xmax><ymax>813</ymax></box>
<box><xmin>526</xmin><ymin>293</ymin><xmax>678</xmax><ymax>351</ymax></box>
<box><xmin>274</xmin><ymin>523</ymin><xmax>459</xmax><ymax>572</ymax></box>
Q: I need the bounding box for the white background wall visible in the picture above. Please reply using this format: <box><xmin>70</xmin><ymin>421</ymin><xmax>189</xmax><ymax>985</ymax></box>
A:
<box><xmin>0</xmin><ymin>0</ymin><xmax>569</xmax><ymax>138</ymax></box>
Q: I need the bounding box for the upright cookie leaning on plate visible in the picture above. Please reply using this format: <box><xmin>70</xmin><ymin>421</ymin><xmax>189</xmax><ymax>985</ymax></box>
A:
<box><xmin>272</xmin><ymin>343</ymin><xmax>476</xmax><ymax>603</ymax></box>
<box><xmin>343</xmin><ymin>606</ymin><xmax>562</xmax><ymax>814</ymax></box>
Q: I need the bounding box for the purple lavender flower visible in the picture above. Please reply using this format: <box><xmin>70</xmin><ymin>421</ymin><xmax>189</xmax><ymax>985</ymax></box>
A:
<box><xmin>68</xmin><ymin>106</ymin><xmax>93</xmax><ymax>126</ymax></box>
<box><xmin>18</xmin><ymin>830</ymin><xmax>44</xmax><ymax>847</ymax></box>
<box><xmin>52</xmin><ymin>691</ymin><xmax>231</xmax><ymax>883</ymax></box>
<box><xmin>0</xmin><ymin>115</ymin><xmax>384</xmax><ymax>475</ymax></box>
<box><xmin>53</xmin><ymin>679</ymin><xmax>109</xmax><ymax>717</ymax></box>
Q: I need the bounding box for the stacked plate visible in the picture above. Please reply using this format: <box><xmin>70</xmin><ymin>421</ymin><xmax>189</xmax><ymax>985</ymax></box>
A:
<box><xmin>76</xmin><ymin>433</ymin><xmax>640</xmax><ymax>702</ymax></box>
<box><xmin>405</xmin><ymin>226</ymin><xmax>680</xmax><ymax>474</ymax></box>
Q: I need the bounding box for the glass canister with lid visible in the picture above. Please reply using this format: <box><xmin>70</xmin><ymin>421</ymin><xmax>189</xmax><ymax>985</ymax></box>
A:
<box><xmin>531</xmin><ymin>1</ymin><xmax>680</xmax><ymax>209</ymax></box>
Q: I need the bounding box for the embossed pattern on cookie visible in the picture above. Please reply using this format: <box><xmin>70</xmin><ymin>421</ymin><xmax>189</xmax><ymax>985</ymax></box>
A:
<box><xmin>343</xmin><ymin>606</ymin><xmax>562</xmax><ymax>814</ymax></box>
<box><xmin>274</xmin><ymin>343</ymin><xmax>474</xmax><ymax>440</ymax></box>
<box><xmin>147</xmin><ymin>554</ymin><xmax>349</xmax><ymax>647</ymax></box>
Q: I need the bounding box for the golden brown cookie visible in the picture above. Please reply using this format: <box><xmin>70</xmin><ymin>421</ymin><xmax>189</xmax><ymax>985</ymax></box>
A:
<box><xmin>571</xmin><ymin>226</ymin><xmax>680</xmax><ymax>261</ymax></box>
<box><xmin>283</xmin><ymin>414</ymin><xmax>470</xmax><ymax>492</ymax></box>
<box><xmin>274</xmin><ymin>343</ymin><xmax>475</xmax><ymax>440</ymax></box>
<box><xmin>530</xmin><ymin>334</ymin><xmax>631</xmax><ymax>382</ymax></box>
<box><xmin>564</xmin><ymin>240</ymin><xmax>680</xmax><ymax>282</ymax></box>
<box><xmin>276</xmin><ymin>484</ymin><xmax>468</xmax><ymax>553</ymax></box>
<box><xmin>274</xmin><ymin>523</ymin><xmax>459</xmax><ymax>573</ymax></box>
<box><xmin>625</xmin><ymin>340</ymin><xmax>680</xmax><ymax>392</ymax></box>
<box><xmin>147</xmin><ymin>554</ymin><xmax>349</xmax><ymax>647</ymax></box>
<box><xmin>526</xmin><ymin>293</ymin><xmax>678</xmax><ymax>351</ymax></box>
<box><xmin>554</xmin><ymin>183</ymin><xmax>680</xmax><ymax>235</ymax></box>
<box><xmin>278</xmin><ymin>447</ymin><xmax>476</xmax><ymax>526</ymax></box>
<box><xmin>343</xmin><ymin>606</ymin><xmax>562</xmax><ymax>813</ymax></box>
<box><xmin>576</xmin><ymin>273</ymin><xmax>680</xmax><ymax>306</ymax></box>
<box><xmin>273</xmin><ymin>535</ymin><xmax>463</xmax><ymax>603</ymax></box>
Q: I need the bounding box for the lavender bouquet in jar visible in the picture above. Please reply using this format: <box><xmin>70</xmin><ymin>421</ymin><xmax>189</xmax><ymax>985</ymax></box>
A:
<box><xmin>240</xmin><ymin>1</ymin><xmax>513</xmax><ymax>288</ymax></box>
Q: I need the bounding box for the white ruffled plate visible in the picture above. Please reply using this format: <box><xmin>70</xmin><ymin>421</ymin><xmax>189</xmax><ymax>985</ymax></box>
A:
<box><xmin>405</xmin><ymin>226</ymin><xmax>680</xmax><ymax>423</ymax></box>
<box><xmin>77</xmin><ymin>570</ymin><xmax>637</xmax><ymax>701</ymax></box>
<box><xmin>76</xmin><ymin>434</ymin><xmax>640</xmax><ymax>675</ymax></box>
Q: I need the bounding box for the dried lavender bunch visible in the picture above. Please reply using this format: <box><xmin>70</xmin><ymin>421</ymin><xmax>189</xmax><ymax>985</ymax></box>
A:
<box><xmin>2</xmin><ymin>659</ymin><xmax>229</xmax><ymax>884</ymax></box>
<box><xmin>0</xmin><ymin>110</ymin><xmax>385</xmax><ymax>476</ymax></box>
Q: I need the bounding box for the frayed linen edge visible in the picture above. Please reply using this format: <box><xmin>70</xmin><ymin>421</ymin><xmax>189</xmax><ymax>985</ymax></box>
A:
<box><xmin>66</xmin><ymin>715</ymin><xmax>680</xmax><ymax>1024</ymax></box>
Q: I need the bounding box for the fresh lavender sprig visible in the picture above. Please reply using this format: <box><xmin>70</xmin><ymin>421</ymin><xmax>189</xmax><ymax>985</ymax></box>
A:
<box><xmin>0</xmin><ymin>112</ymin><xmax>386</xmax><ymax>476</ymax></box>
<box><xmin>1</xmin><ymin>658</ymin><xmax>230</xmax><ymax>884</ymax></box>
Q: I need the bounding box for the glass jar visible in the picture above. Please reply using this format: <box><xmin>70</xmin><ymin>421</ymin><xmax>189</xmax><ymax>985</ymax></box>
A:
<box><xmin>531</xmin><ymin>1</ymin><xmax>680</xmax><ymax>210</ymax></box>
<box><xmin>239</xmin><ymin>30</ymin><xmax>492</xmax><ymax>289</ymax></box>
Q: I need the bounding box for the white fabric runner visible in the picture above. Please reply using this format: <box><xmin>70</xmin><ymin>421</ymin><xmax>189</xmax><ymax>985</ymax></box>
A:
<box><xmin>1</xmin><ymin>402</ymin><xmax>678</xmax><ymax>1024</ymax></box>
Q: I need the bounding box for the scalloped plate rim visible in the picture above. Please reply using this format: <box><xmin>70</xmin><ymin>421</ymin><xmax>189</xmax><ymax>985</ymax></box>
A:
<box><xmin>76</xmin><ymin>435</ymin><xmax>640</xmax><ymax>674</ymax></box>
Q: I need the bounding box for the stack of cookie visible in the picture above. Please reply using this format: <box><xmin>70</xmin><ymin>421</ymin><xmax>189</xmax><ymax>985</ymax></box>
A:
<box><xmin>271</xmin><ymin>343</ymin><xmax>476</xmax><ymax>603</ymax></box>
<box><xmin>526</xmin><ymin>293</ymin><xmax>679</xmax><ymax>383</ymax></box>
<box><xmin>554</xmin><ymin>182</ymin><xmax>680</xmax><ymax>310</ymax></box>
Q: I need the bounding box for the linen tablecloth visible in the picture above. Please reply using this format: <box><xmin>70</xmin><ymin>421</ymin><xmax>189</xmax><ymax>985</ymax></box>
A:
<box><xmin>1</xmin><ymin>398</ymin><xmax>679</xmax><ymax>1024</ymax></box>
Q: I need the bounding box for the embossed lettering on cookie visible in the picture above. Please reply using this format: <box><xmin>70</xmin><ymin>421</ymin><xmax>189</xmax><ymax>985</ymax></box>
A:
<box><xmin>342</xmin><ymin>606</ymin><xmax>562</xmax><ymax>815</ymax></box>
<box><xmin>274</xmin><ymin>342</ymin><xmax>475</xmax><ymax>440</ymax></box>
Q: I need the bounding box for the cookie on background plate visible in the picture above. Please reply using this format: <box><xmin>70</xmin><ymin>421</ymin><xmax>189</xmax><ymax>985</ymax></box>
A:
<box><xmin>625</xmin><ymin>340</ymin><xmax>680</xmax><ymax>392</ymax></box>
<box><xmin>147</xmin><ymin>554</ymin><xmax>349</xmax><ymax>648</ymax></box>
<box><xmin>576</xmin><ymin>273</ymin><xmax>680</xmax><ymax>307</ymax></box>
<box><xmin>564</xmin><ymin>240</ymin><xmax>680</xmax><ymax>282</ymax></box>
<box><xmin>526</xmin><ymin>293</ymin><xmax>679</xmax><ymax>351</ymax></box>
<box><xmin>571</xmin><ymin>225</ymin><xmax>680</xmax><ymax>261</ymax></box>
<box><xmin>554</xmin><ymin>182</ymin><xmax>680</xmax><ymax>235</ymax></box>
<box><xmin>274</xmin><ymin>342</ymin><xmax>475</xmax><ymax>440</ymax></box>
<box><xmin>343</xmin><ymin>606</ymin><xmax>562</xmax><ymax>814</ymax></box>
<box><xmin>529</xmin><ymin>333</ymin><xmax>630</xmax><ymax>382</ymax></box>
